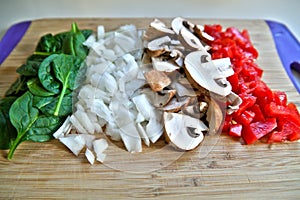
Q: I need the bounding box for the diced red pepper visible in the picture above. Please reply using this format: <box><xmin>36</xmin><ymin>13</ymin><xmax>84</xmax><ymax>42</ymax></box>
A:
<box><xmin>250</xmin><ymin>104</ymin><xmax>265</xmax><ymax>122</ymax></box>
<box><xmin>273</xmin><ymin>91</ymin><xmax>287</xmax><ymax>106</ymax></box>
<box><xmin>233</xmin><ymin>110</ymin><xmax>255</xmax><ymax>126</ymax></box>
<box><xmin>268</xmin><ymin>118</ymin><xmax>300</xmax><ymax>143</ymax></box>
<box><xmin>235</xmin><ymin>93</ymin><xmax>257</xmax><ymax>116</ymax></box>
<box><xmin>242</xmin><ymin>118</ymin><xmax>277</xmax><ymax>144</ymax></box>
<box><xmin>222</xmin><ymin>115</ymin><xmax>232</xmax><ymax>132</ymax></box>
<box><xmin>208</xmin><ymin>22</ymin><xmax>300</xmax><ymax>144</ymax></box>
<box><xmin>227</xmin><ymin>73</ymin><xmax>239</xmax><ymax>93</ymax></box>
<box><xmin>265</xmin><ymin>102</ymin><xmax>300</xmax><ymax>127</ymax></box>
<box><xmin>229</xmin><ymin>123</ymin><xmax>243</xmax><ymax>137</ymax></box>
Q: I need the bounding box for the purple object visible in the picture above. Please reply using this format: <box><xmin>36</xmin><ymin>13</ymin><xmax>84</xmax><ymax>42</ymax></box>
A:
<box><xmin>0</xmin><ymin>21</ymin><xmax>31</xmax><ymax>65</ymax></box>
<box><xmin>266</xmin><ymin>20</ymin><xmax>300</xmax><ymax>93</ymax></box>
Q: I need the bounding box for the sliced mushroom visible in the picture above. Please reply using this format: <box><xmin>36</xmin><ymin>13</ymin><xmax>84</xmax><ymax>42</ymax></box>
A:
<box><xmin>139</xmin><ymin>87</ymin><xmax>176</xmax><ymax>108</ymax></box>
<box><xmin>144</xmin><ymin>19</ymin><xmax>175</xmax><ymax>41</ymax></box>
<box><xmin>178</xmin><ymin>26</ymin><xmax>206</xmax><ymax>51</ymax></box>
<box><xmin>151</xmin><ymin>57</ymin><xmax>180</xmax><ymax>72</ymax></box>
<box><xmin>182</xmin><ymin>101</ymin><xmax>208</xmax><ymax>119</ymax></box>
<box><xmin>226</xmin><ymin>91</ymin><xmax>242</xmax><ymax>114</ymax></box>
<box><xmin>193</xmin><ymin>24</ymin><xmax>214</xmax><ymax>42</ymax></box>
<box><xmin>144</xmin><ymin>70</ymin><xmax>172</xmax><ymax>92</ymax></box>
<box><xmin>169</xmin><ymin>49</ymin><xmax>184</xmax><ymax>67</ymax></box>
<box><xmin>184</xmin><ymin>51</ymin><xmax>233</xmax><ymax>96</ymax></box>
<box><xmin>171</xmin><ymin>17</ymin><xmax>185</xmax><ymax>34</ymax></box>
<box><xmin>163</xmin><ymin>112</ymin><xmax>207</xmax><ymax>150</ymax></box>
<box><xmin>206</xmin><ymin>98</ymin><xmax>224</xmax><ymax>135</ymax></box>
<box><xmin>146</xmin><ymin>36</ymin><xmax>172</xmax><ymax>57</ymax></box>
<box><xmin>163</xmin><ymin>96</ymin><xmax>191</xmax><ymax>112</ymax></box>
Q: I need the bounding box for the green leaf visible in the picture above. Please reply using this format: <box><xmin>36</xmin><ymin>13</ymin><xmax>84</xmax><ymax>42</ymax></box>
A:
<box><xmin>33</xmin><ymin>95</ymin><xmax>56</xmax><ymax>110</ymax></box>
<box><xmin>16</xmin><ymin>55</ymin><xmax>44</xmax><ymax>76</ymax></box>
<box><xmin>27</xmin><ymin>115</ymin><xmax>62</xmax><ymax>142</ymax></box>
<box><xmin>40</xmin><ymin>92</ymin><xmax>73</xmax><ymax>117</ymax></box>
<box><xmin>38</xmin><ymin>54</ymin><xmax>61</xmax><ymax>94</ymax></box>
<box><xmin>62</xmin><ymin>22</ymin><xmax>89</xmax><ymax>60</ymax></box>
<box><xmin>27</xmin><ymin>78</ymin><xmax>55</xmax><ymax>97</ymax></box>
<box><xmin>52</xmin><ymin>54</ymin><xmax>81</xmax><ymax>116</ymax></box>
<box><xmin>36</xmin><ymin>33</ymin><xmax>61</xmax><ymax>53</ymax></box>
<box><xmin>5</xmin><ymin>76</ymin><xmax>28</xmax><ymax>97</ymax></box>
<box><xmin>0</xmin><ymin>97</ymin><xmax>17</xmax><ymax>149</ymax></box>
<box><xmin>8</xmin><ymin>92</ymin><xmax>39</xmax><ymax>159</ymax></box>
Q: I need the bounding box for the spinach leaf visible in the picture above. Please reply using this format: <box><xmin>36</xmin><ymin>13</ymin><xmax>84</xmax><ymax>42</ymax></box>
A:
<box><xmin>81</xmin><ymin>29</ymin><xmax>93</xmax><ymax>40</ymax></box>
<box><xmin>7</xmin><ymin>92</ymin><xmax>39</xmax><ymax>159</ymax></box>
<box><xmin>5</xmin><ymin>76</ymin><xmax>28</xmax><ymax>97</ymax></box>
<box><xmin>62</xmin><ymin>22</ymin><xmax>89</xmax><ymax>60</ymax></box>
<box><xmin>41</xmin><ymin>90</ymin><xmax>73</xmax><ymax>117</ymax></box>
<box><xmin>33</xmin><ymin>95</ymin><xmax>56</xmax><ymax>110</ymax></box>
<box><xmin>36</xmin><ymin>33</ymin><xmax>61</xmax><ymax>53</ymax></box>
<box><xmin>16</xmin><ymin>55</ymin><xmax>44</xmax><ymax>76</ymax></box>
<box><xmin>52</xmin><ymin>54</ymin><xmax>81</xmax><ymax>116</ymax></box>
<box><xmin>27</xmin><ymin>115</ymin><xmax>62</xmax><ymax>142</ymax></box>
<box><xmin>0</xmin><ymin>97</ymin><xmax>17</xmax><ymax>149</ymax></box>
<box><xmin>27</xmin><ymin>78</ymin><xmax>55</xmax><ymax>97</ymax></box>
<box><xmin>38</xmin><ymin>54</ymin><xmax>61</xmax><ymax>94</ymax></box>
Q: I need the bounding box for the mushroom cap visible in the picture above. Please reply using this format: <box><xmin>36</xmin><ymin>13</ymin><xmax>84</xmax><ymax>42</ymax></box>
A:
<box><xmin>163</xmin><ymin>112</ymin><xmax>207</xmax><ymax>151</ymax></box>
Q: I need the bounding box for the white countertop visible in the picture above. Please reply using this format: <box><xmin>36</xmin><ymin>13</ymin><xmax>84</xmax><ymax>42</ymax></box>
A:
<box><xmin>1</xmin><ymin>0</ymin><xmax>300</xmax><ymax>40</ymax></box>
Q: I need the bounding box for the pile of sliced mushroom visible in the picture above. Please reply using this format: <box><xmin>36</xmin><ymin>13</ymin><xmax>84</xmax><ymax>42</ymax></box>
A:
<box><xmin>54</xmin><ymin>18</ymin><xmax>242</xmax><ymax>164</ymax></box>
<box><xmin>143</xmin><ymin>17</ymin><xmax>241</xmax><ymax>150</ymax></box>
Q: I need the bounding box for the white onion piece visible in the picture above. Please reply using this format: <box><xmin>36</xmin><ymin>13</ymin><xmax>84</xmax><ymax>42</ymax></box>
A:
<box><xmin>119</xmin><ymin>122</ymin><xmax>142</xmax><ymax>153</ymax></box>
<box><xmin>74</xmin><ymin>110</ymin><xmax>95</xmax><ymax>134</ymax></box>
<box><xmin>132</xmin><ymin>94</ymin><xmax>155</xmax><ymax>120</ymax></box>
<box><xmin>136</xmin><ymin>123</ymin><xmax>150</xmax><ymax>146</ymax></box>
<box><xmin>97</xmin><ymin>25</ymin><xmax>105</xmax><ymax>40</ymax></box>
<box><xmin>59</xmin><ymin>134</ymin><xmax>85</xmax><ymax>156</ymax></box>
<box><xmin>69</xmin><ymin>115</ymin><xmax>88</xmax><ymax>134</ymax></box>
<box><xmin>53</xmin><ymin>116</ymin><xmax>71</xmax><ymax>139</ymax></box>
<box><xmin>85</xmin><ymin>148</ymin><xmax>95</xmax><ymax>165</ymax></box>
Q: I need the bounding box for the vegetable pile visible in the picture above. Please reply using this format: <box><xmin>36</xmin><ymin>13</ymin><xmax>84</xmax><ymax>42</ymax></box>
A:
<box><xmin>0</xmin><ymin>18</ymin><xmax>300</xmax><ymax>164</ymax></box>
<box><xmin>0</xmin><ymin>23</ymin><xmax>92</xmax><ymax>159</ymax></box>
<box><xmin>204</xmin><ymin>24</ymin><xmax>300</xmax><ymax>144</ymax></box>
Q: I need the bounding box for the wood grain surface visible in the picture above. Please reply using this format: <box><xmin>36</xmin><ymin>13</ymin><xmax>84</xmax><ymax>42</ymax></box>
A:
<box><xmin>0</xmin><ymin>18</ymin><xmax>299</xmax><ymax>199</ymax></box>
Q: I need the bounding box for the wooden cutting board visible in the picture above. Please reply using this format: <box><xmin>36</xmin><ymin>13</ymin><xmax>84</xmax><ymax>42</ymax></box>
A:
<box><xmin>0</xmin><ymin>18</ymin><xmax>299</xmax><ymax>199</ymax></box>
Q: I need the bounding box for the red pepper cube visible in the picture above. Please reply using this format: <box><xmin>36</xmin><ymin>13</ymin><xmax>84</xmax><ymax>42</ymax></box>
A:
<box><xmin>273</xmin><ymin>91</ymin><xmax>287</xmax><ymax>106</ymax></box>
<box><xmin>227</xmin><ymin>73</ymin><xmax>239</xmax><ymax>93</ymax></box>
<box><xmin>234</xmin><ymin>110</ymin><xmax>255</xmax><ymax>126</ymax></box>
<box><xmin>265</xmin><ymin>102</ymin><xmax>300</xmax><ymax>127</ymax></box>
<box><xmin>236</xmin><ymin>93</ymin><xmax>257</xmax><ymax>116</ymax></box>
<box><xmin>250</xmin><ymin>104</ymin><xmax>265</xmax><ymax>122</ymax></box>
<box><xmin>222</xmin><ymin>115</ymin><xmax>232</xmax><ymax>132</ymax></box>
<box><xmin>229</xmin><ymin>123</ymin><xmax>243</xmax><ymax>137</ymax></box>
<box><xmin>242</xmin><ymin>118</ymin><xmax>277</xmax><ymax>144</ymax></box>
<box><xmin>268</xmin><ymin>118</ymin><xmax>300</xmax><ymax>143</ymax></box>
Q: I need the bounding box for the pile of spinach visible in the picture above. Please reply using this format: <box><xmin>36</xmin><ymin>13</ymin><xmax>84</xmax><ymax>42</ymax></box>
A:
<box><xmin>0</xmin><ymin>22</ymin><xmax>92</xmax><ymax>159</ymax></box>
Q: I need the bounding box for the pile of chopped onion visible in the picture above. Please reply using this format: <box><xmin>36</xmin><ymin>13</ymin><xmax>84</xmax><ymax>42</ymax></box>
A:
<box><xmin>54</xmin><ymin>24</ymin><xmax>166</xmax><ymax>164</ymax></box>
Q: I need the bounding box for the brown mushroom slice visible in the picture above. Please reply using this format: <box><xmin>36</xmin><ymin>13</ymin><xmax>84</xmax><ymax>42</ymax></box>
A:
<box><xmin>163</xmin><ymin>96</ymin><xmax>191</xmax><ymax>112</ymax></box>
<box><xmin>140</xmin><ymin>87</ymin><xmax>176</xmax><ymax>108</ymax></box>
<box><xmin>206</xmin><ymin>98</ymin><xmax>225</xmax><ymax>135</ymax></box>
<box><xmin>178</xmin><ymin>27</ymin><xmax>206</xmax><ymax>51</ymax></box>
<box><xmin>144</xmin><ymin>70</ymin><xmax>172</xmax><ymax>92</ymax></box>
<box><xmin>146</xmin><ymin>36</ymin><xmax>172</xmax><ymax>57</ymax></box>
<box><xmin>182</xmin><ymin>101</ymin><xmax>208</xmax><ymax>119</ymax></box>
<box><xmin>144</xmin><ymin>19</ymin><xmax>175</xmax><ymax>41</ymax></box>
<box><xmin>226</xmin><ymin>91</ymin><xmax>242</xmax><ymax>114</ymax></box>
<box><xmin>163</xmin><ymin>112</ymin><xmax>207</xmax><ymax>150</ymax></box>
<box><xmin>184</xmin><ymin>51</ymin><xmax>233</xmax><ymax>96</ymax></box>
<box><xmin>169</xmin><ymin>49</ymin><xmax>184</xmax><ymax>67</ymax></box>
<box><xmin>151</xmin><ymin>57</ymin><xmax>180</xmax><ymax>72</ymax></box>
<box><xmin>193</xmin><ymin>24</ymin><xmax>214</xmax><ymax>42</ymax></box>
<box><xmin>171</xmin><ymin>17</ymin><xmax>185</xmax><ymax>34</ymax></box>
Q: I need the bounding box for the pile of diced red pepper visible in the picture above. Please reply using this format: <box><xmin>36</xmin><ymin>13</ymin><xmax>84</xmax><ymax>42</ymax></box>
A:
<box><xmin>204</xmin><ymin>24</ymin><xmax>300</xmax><ymax>144</ymax></box>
